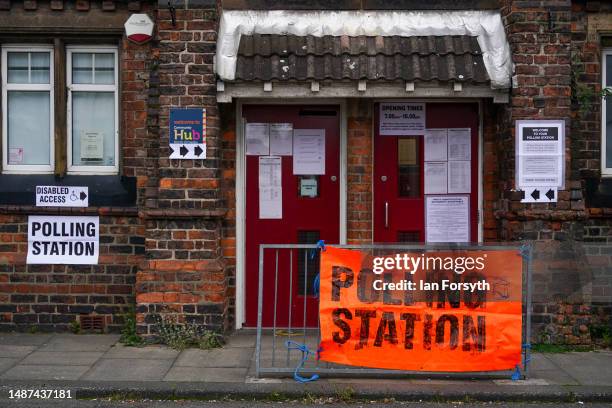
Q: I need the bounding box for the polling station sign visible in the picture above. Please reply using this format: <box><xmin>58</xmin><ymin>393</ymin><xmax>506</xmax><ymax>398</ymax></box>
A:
<box><xmin>169</xmin><ymin>108</ymin><xmax>206</xmax><ymax>159</ymax></box>
<box><xmin>318</xmin><ymin>247</ymin><xmax>523</xmax><ymax>372</ymax></box>
<box><xmin>27</xmin><ymin>216</ymin><xmax>99</xmax><ymax>265</ymax></box>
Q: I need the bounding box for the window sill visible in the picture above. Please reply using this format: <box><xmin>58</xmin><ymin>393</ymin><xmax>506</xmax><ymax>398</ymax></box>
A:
<box><xmin>0</xmin><ymin>174</ymin><xmax>136</xmax><ymax>207</ymax></box>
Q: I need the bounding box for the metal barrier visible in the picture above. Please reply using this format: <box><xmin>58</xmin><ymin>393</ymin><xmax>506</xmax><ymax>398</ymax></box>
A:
<box><xmin>255</xmin><ymin>243</ymin><xmax>532</xmax><ymax>378</ymax></box>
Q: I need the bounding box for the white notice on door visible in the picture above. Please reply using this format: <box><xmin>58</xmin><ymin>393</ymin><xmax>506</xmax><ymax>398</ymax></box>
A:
<box><xmin>259</xmin><ymin>187</ymin><xmax>282</xmax><ymax>219</ymax></box>
<box><xmin>27</xmin><ymin>216</ymin><xmax>99</xmax><ymax>264</ymax></box>
<box><xmin>269</xmin><ymin>123</ymin><xmax>293</xmax><ymax>156</ymax></box>
<box><xmin>425</xmin><ymin>196</ymin><xmax>470</xmax><ymax>243</ymax></box>
<box><xmin>447</xmin><ymin>128</ymin><xmax>471</xmax><ymax>161</ymax></box>
<box><xmin>258</xmin><ymin>156</ymin><xmax>282</xmax><ymax>188</ymax></box>
<box><xmin>246</xmin><ymin>123</ymin><xmax>270</xmax><ymax>155</ymax></box>
<box><xmin>424</xmin><ymin>129</ymin><xmax>447</xmax><ymax>161</ymax></box>
<box><xmin>379</xmin><ymin>102</ymin><xmax>426</xmax><ymax>135</ymax></box>
<box><xmin>448</xmin><ymin>160</ymin><xmax>471</xmax><ymax>194</ymax></box>
<box><xmin>424</xmin><ymin>162</ymin><xmax>447</xmax><ymax>194</ymax></box>
<box><xmin>293</xmin><ymin>129</ymin><xmax>325</xmax><ymax>175</ymax></box>
<box><xmin>258</xmin><ymin>156</ymin><xmax>282</xmax><ymax>219</ymax></box>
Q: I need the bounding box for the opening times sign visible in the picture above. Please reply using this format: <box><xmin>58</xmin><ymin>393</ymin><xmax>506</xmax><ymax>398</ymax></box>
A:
<box><xmin>27</xmin><ymin>216</ymin><xmax>99</xmax><ymax>265</ymax></box>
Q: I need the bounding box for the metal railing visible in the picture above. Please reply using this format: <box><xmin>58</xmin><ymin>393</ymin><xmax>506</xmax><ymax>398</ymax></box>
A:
<box><xmin>255</xmin><ymin>243</ymin><xmax>532</xmax><ymax>379</ymax></box>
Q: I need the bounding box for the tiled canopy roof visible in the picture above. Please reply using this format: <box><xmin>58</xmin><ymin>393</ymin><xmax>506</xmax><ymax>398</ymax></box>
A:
<box><xmin>234</xmin><ymin>34</ymin><xmax>490</xmax><ymax>83</ymax></box>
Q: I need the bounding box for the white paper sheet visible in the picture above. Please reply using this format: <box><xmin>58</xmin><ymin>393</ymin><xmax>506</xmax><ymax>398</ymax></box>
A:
<box><xmin>424</xmin><ymin>129</ymin><xmax>448</xmax><ymax>161</ymax></box>
<box><xmin>293</xmin><ymin>129</ymin><xmax>325</xmax><ymax>175</ymax></box>
<box><xmin>379</xmin><ymin>102</ymin><xmax>426</xmax><ymax>135</ymax></box>
<box><xmin>258</xmin><ymin>156</ymin><xmax>282</xmax><ymax>188</ymax></box>
<box><xmin>246</xmin><ymin>123</ymin><xmax>270</xmax><ymax>155</ymax></box>
<box><xmin>424</xmin><ymin>162</ymin><xmax>447</xmax><ymax>194</ymax></box>
<box><xmin>448</xmin><ymin>128</ymin><xmax>471</xmax><ymax>161</ymax></box>
<box><xmin>518</xmin><ymin>155</ymin><xmax>562</xmax><ymax>186</ymax></box>
<box><xmin>259</xmin><ymin>187</ymin><xmax>282</xmax><ymax>219</ymax></box>
<box><xmin>448</xmin><ymin>160</ymin><xmax>471</xmax><ymax>194</ymax></box>
<box><xmin>258</xmin><ymin>156</ymin><xmax>282</xmax><ymax>219</ymax></box>
<box><xmin>425</xmin><ymin>196</ymin><xmax>470</xmax><ymax>243</ymax></box>
<box><xmin>269</xmin><ymin>123</ymin><xmax>293</xmax><ymax>156</ymax></box>
<box><xmin>516</xmin><ymin>120</ymin><xmax>564</xmax><ymax>189</ymax></box>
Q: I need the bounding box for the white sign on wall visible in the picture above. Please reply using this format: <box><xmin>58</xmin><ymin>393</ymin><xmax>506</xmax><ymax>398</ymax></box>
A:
<box><xmin>379</xmin><ymin>102</ymin><xmax>426</xmax><ymax>135</ymax></box>
<box><xmin>516</xmin><ymin>120</ymin><xmax>564</xmax><ymax>189</ymax></box>
<box><xmin>27</xmin><ymin>216</ymin><xmax>99</xmax><ymax>265</ymax></box>
<box><xmin>36</xmin><ymin>186</ymin><xmax>88</xmax><ymax>207</ymax></box>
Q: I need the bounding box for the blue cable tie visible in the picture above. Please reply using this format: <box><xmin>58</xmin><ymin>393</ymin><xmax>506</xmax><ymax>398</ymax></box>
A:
<box><xmin>511</xmin><ymin>364</ymin><xmax>522</xmax><ymax>381</ymax></box>
<box><xmin>310</xmin><ymin>240</ymin><xmax>326</xmax><ymax>260</ymax></box>
<box><xmin>285</xmin><ymin>341</ymin><xmax>320</xmax><ymax>383</ymax></box>
<box><xmin>519</xmin><ymin>243</ymin><xmax>531</xmax><ymax>260</ymax></box>
<box><xmin>313</xmin><ymin>274</ymin><xmax>320</xmax><ymax>299</ymax></box>
<box><xmin>522</xmin><ymin>343</ymin><xmax>532</xmax><ymax>365</ymax></box>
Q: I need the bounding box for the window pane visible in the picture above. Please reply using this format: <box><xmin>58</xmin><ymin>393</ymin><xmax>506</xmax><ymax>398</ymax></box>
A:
<box><xmin>72</xmin><ymin>92</ymin><xmax>115</xmax><ymax>167</ymax></box>
<box><xmin>30</xmin><ymin>52</ymin><xmax>50</xmax><ymax>84</ymax></box>
<box><xmin>7</xmin><ymin>52</ymin><xmax>29</xmax><ymax>83</ymax></box>
<box><xmin>94</xmin><ymin>53</ymin><xmax>115</xmax><ymax>84</ymax></box>
<box><xmin>7</xmin><ymin>52</ymin><xmax>50</xmax><ymax>84</ymax></box>
<box><xmin>7</xmin><ymin>91</ymin><xmax>50</xmax><ymax>165</ymax></box>
<box><xmin>607</xmin><ymin>98</ymin><xmax>612</xmax><ymax>168</ymax></box>
<box><xmin>72</xmin><ymin>53</ymin><xmax>93</xmax><ymax>84</ymax></box>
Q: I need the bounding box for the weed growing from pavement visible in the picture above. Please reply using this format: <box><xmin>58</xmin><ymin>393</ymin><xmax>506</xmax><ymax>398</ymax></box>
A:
<box><xmin>335</xmin><ymin>386</ymin><xmax>356</xmax><ymax>403</ymax></box>
<box><xmin>154</xmin><ymin>314</ymin><xmax>224</xmax><ymax>350</ymax></box>
<box><xmin>531</xmin><ymin>344</ymin><xmax>594</xmax><ymax>353</ymax></box>
<box><xmin>119</xmin><ymin>305</ymin><xmax>144</xmax><ymax>346</ymax></box>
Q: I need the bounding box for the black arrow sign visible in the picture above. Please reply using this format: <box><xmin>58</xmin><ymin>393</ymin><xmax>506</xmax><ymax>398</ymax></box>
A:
<box><xmin>531</xmin><ymin>189</ymin><xmax>540</xmax><ymax>200</ymax></box>
<box><xmin>194</xmin><ymin>145</ymin><xmax>203</xmax><ymax>157</ymax></box>
<box><xmin>169</xmin><ymin>146</ymin><xmax>174</xmax><ymax>155</ymax></box>
<box><xmin>180</xmin><ymin>145</ymin><xmax>189</xmax><ymax>156</ymax></box>
<box><xmin>80</xmin><ymin>191</ymin><xmax>87</xmax><ymax>201</ymax></box>
<box><xmin>545</xmin><ymin>189</ymin><xmax>555</xmax><ymax>200</ymax></box>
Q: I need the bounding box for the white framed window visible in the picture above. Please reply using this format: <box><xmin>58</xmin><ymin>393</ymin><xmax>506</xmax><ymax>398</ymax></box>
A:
<box><xmin>603</xmin><ymin>48</ymin><xmax>612</xmax><ymax>176</ymax></box>
<box><xmin>1</xmin><ymin>45</ymin><xmax>54</xmax><ymax>173</ymax></box>
<box><xmin>67</xmin><ymin>46</ymin><xmax>118</xmax><ymax>174</ymax></box>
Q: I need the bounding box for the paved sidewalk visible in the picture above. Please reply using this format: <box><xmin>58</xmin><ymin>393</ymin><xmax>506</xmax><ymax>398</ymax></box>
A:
<box><xmin>0</xmin><ymin>332</ymin><xmax>611</xmax><ymax>402</ymax></box>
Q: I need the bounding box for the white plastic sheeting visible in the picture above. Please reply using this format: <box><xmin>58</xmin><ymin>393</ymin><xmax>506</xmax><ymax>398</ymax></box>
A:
<box><xmin>216</xmin><ymin>10</ymin><xmax>513</xmax><ymax>89</ymax></box>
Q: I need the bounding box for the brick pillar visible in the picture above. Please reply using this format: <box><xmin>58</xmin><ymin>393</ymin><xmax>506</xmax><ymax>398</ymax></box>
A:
<box><xmin>346</xmin><ymin>99</ymin><xmax>373</xmax><ymax>245</ymax></box>
<box><xmin>136</xmin><ymin>1</ymin><xmax>228</xmax><ymax>335</ymax></box>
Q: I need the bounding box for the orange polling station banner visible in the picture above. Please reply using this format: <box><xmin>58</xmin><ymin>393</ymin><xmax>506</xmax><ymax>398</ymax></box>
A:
<box><xmin>318</xmin><ymin>246</ymin><xmax>523</xmax><ymax>372</ymax></box>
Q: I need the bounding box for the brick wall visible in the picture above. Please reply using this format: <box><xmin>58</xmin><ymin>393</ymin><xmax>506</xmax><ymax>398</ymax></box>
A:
<box><xmin>497</xmin><ymin>0</ymin><xmax>611</xmax><ymax>344</ymax></box>
<box><xmin>135</xmin><ymin>2</ymin><xmax>228</xmax><ymax>336</ymax></box>
<box><xmin>570</xmin><ymin>1</ymin><xmax>611</xmax><ymax>178</ymax></box>
<box><xmin>0</xmin><ymin>210</ymin><xmax>143</xmax><ymax>332</ymax></box>
<box><xmin>347</xmin><ymin>99</ymin><xmax>373</xmax><ymax>245</ymax></box>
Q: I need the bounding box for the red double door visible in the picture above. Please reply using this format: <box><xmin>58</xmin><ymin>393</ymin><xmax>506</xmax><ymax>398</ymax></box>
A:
<box><xmin>244</xmin><ymin>105</ymin><xmax>340</xmax><ymax>328</ymax></box>
<box><xmin>374</xmin><ymin>102</ymin><xmax>480</xmax><ymax>243</ymax></box>
<box><xmin>243</xmin><ymin>102</ymin><xmax>479</xmax><ymax>328</ymax></box>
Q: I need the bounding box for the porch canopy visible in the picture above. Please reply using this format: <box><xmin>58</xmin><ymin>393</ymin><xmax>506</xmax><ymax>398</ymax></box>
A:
<box><xmin>215</xmin><ymin>10</ymin><xmax>512</xmax><ymax>102</ymax></box>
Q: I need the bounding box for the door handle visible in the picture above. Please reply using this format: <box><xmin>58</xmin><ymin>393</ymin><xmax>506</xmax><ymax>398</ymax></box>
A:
<box><xmin>385</xmin><ymin>201</ymin><xmax>389</xmax><ymax>228</ymax></box>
